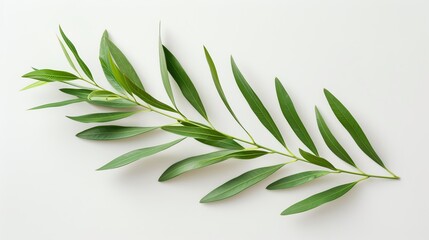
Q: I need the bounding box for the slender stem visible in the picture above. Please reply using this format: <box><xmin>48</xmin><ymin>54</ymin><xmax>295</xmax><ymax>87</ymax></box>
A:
<box><xmin>72</xmin><ymin>77</ymin><xmax>399</xmax><ymax>181</ymax></box>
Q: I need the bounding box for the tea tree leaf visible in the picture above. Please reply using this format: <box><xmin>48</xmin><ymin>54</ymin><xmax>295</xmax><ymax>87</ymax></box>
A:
<box><xmin>267</xmin><ymin>170</ymin><xmax>330</xmax><ymax>190</ymax></box>
<box><xmin>60</xmin><ymin>88</ymin><xmax>93</xmax><ymax>98</ymax></box>
<box><xmin>315</xmin><ymin>107</ymin><xmax>356</xmax><ymax>167</ymax></box>
<box><xmin>30</xmin><ymin>98</ymin><xmax>85</xmax><ymax>110</ymax></box>
<box><xmin>59</xmin><ymin>26</ymin><xmax>93</xmax><ymax>80</ymax></box>
<box><xmin>107</xmin><ymin>53</ymin><xmax>133</xmax><ymax>94</ymax></box>
<box><xmin>126</xmin><ymin>80</ymin><xmax>177</xmax><ymax>112</ymax></box>
<box><xmin>77</xmin><ymin>125</ymin><xmax>157</xmax><ymax>140</ymax></box>
<box><xmin>159</xmin><ymin>150</ymin><xmax>266</xmax><ymax>181</ymax></box>
<box><xmin>99</xmin><ymin>31</ymin><xmax>125</xmax><ymax>93</ymax></box>
<box><xmin>159</xmin><ymin>27</ymin><xmax>175</xmax><ymax>106</ymax></box>
<box><xmin>163</xmin><ymin>45</ymin><xmax>208</xmax><ymax>119</ymax></box>
<box><xmin>87</xmin><ymin>90</ymin><xmax>137</xmax><ymax>108</ymax></box>
<box><xmin>57</xmin><ymin>36</ymin><xmax>78</xmax><ymax>73</ymax></box>
<box><xmin>201</xmin><ymin>164</ymin><xmax>284</xmax><ymax>203</ymax></box>
<box><xmin>22</xmin><ymin>69</ymin><xmax>78</xmax><ymax>82</ymax></box>
<box><xmin>231</xmin><ymin>57</ymin><xmax>285</xmax><ymax>147</ymax></box>
<box><xmin>299</xmin><ymin>149</ymin><xmax>336</xmax><ymax>170</ymax></box>
<box><xmin>21</xmin><ymin>81</ymin><xmax>48</xmax><ymax>91</ymax></box>
<box><xmin>67</xmin><ymin>111</ymin><xmax>138</xmax><ymax>123</ymax></box>
<box><xmin>98</xmin><ymin>138</ymin><xmax>185</xmax><ymax>170</ymax></box>
<box><xmin>281</xmin><ymin>181</ymin><xmax>358</xmax><ymax>215</ymax></box>
<box><xmin>161</xmin><ymin>126</ymin><xmax>228</xmax><ymax>141</ymax></box>
<box><xmin>324</xmin><ymin>89</ymin><xmax>385</xmax><ymax>168</ymax></box>
<box><xmin>105</xmin><ymin>35</ymin><xmax>144</xmax><ymax>89</ymax></box>
<box><xmin>204</xmin><ymin>47</ymin><xmax>250</xmax><ymax>135</ymax></box>
<box><xmin>275</xmin><ymin>78</ymin><xmax>318</xmax><ymax>155</ymax></box>
<box><xmin>195</xmin><ymin>138</ymin><xmax>244</xmax><ymax>150</ymax></box>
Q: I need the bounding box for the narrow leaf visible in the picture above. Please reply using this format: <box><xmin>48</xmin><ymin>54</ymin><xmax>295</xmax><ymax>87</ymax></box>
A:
<box><xmin>22</xmin><ymin>69</ymin><xmax>78</xmax><ymax>82</ymax></box>
<box><xmin>281</xmin><ymin>181</ymin><xmax>358</xmax><ymax>215</ymax></box>
<box><xmin>267</xmin><ymin>170</ymin><xmax>330</xmax><ymax>190</ymax></box>
<box><xmin>57</xmin><ymin>36</ymin><xmax>78</xmax><ymax>72</ymax></box>
<box><xmin>59</xmin><ymin>26</ymin><xmax>93</xmax><ymax>80</ymax></box>
<box><xmin>299</xmin><ymin>149</ymin><xmax>336</xmax><ymax>170</ymax></box>
<box><xmin>324</xmin><ymin>89</ymin><xmax>385</xmax><ymax>167</ymax></box>
<box><xmin>196</xmin><ymin>138</ymin><xmax>244</xmax><ymax>150</ymax></box>
<box><xmin>98</xmin><ymin>138</ymin><xmax>185</xmax><ymax>170</ymax></box>
<box><xmin>163</xmin><ymin>45</ymin><xmax>208</xmax><ymax>119</ymax></box>
<box><xmin>67</xmin><ymin>111</ymin><xmax>138</xmax><ymax>123</ymax></box>
<box><xmin>159</xmin><ymin>149</ymin><xmax>266</xmax><ymax>181</ymax></box>
<box><xmin>315</xmin><ymin>107</ymin><xmax>356</xmax><ymax>167</ymax></box>
<box><xmin>21</xmin><ymin>81</ymin><xmax>48</xmax><ymax>91</ymax></box>
<box><xmin>107</xmin><ymin>53</ymin><xmax>133</xmax><ymax>94</ymax></box>
<box><xmin>231</xmin><ymin>57</ymin><xmax>285</xmax><ymax>147</ymax></box>
<box><xmin>204</xmin><ymin>47</ymin><xmax>247</xmax><ymax>132</ymax></box>
<box><xmin>105</xmin><ymin>36</ymin><xmax>144</xmax><ymax>89</ymax></box>
<box><xmin>60</xmin><ymin>88</ymin><xmax>93</xmax><ymax>98</ymax></box>
<box><xmin>275</xmin><ymin>78</ymin><xmax>318</xmax><ymax>155</ymax></box>
<box><xmin>87</xmin><ymin>90</ymin><xmax>137</xmax><ymax>108</ymax></box>
<box><xmin>30</xmin><ymin>98</ymin><xmax>85</xmax><ymax>110</ymax></box>
<box><xmin>201</xmin><ymin>164</ymin><xmax>284</xmax><ymax>203</ymax></box>
<box><xmin>77</xmin><ymin>125</ymin><xmax>157</xmax><ymax>140</ymax></box>
<box><xmin>99</xmin><ymin>31</ymin><xmax>125</xmax><ymax>93</ymax></box>
<box><xmin>159</xmin><ymin>27</ymin><xmax>175</xmax><ymax>105</ymax></box>
<box><xmin>162</xmin><ymin>126</ymin><xmax>228</xmax><ymax>141</ymax></box>
<box><xmin>126</xmin><ymin>79</ymin><xmax>177</xmax><ymax>112</ymax></box>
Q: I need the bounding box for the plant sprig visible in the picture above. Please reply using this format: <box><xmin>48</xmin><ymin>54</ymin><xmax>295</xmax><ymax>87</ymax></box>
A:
<box><xmin>21</xmin><ymin>25</ymin><xmax>399</xmax><ymax>216</ymax></box>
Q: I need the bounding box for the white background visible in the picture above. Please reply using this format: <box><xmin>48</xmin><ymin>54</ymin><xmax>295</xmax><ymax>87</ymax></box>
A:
<box><xmin>1</xmin><ymin>0</ymin><xmax>428</xmax><ymax>239</ymax></box>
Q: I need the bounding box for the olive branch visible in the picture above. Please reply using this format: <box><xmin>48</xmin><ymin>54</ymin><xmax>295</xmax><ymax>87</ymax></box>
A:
<box><xmin>21</xmin><ymin>26</ymin><xmax>399</xmax><ymax>216</ymax></box>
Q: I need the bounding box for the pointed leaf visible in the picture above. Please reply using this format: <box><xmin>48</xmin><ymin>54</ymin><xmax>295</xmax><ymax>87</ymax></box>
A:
<box><xmin>159</xmin><ymin>28</ymin><xmax>175</xmax><ymax>106</ymax></box>
<box><xmin>315</xmin><ymin>107</ymin><xmax>356</xmax><ymax>167</ymax></box>
<box><xmin>231</xmin><ymin>57</ymin><xmax>285</xmax><ymax>147</ymax></box>
<box><xmin>204</xmin><ymin>47</ymin><xmax>247</xmax><ymax>131</ymax></box>
<box><xmin>163</xmin><ymin>45</ymin><xmax>208</xmax><ymax>119</ymax></box>
<box><xmin>60</xmin><ymin>88</ymin><xmax>93</xmax><ymax>98</ymax></box>
<box><xmin>99</xmin><ymin>31</ymin><xmax>125</xmax><ymax>93</ymax></box>
<box><xmin>30</xmin><ymin>98</ymin><xmax>85</xmax><ymax>110</ymax></box>
<box><xmin>87</xmin><ymin>90</ymin><xmax>137</xmax><ymax>108</ymax></box>
<box><xmin>161</xmin><ymin>126</ymin><xmax>228</xmax><ymax>141</ymax></box>
<box><xmin>98</xmin><ymin>138</ymin><xmax>185</xmax><ymax>170</ymax></box>
<box><xmin>76</xmin><ymin>125</ymin><xmax>157</xmax><ymax>140</ymax></box>
<box><xmin>299</xmin><ymin>149</ymin><xmax>336</xmax><ymax>170</ymax></box>
<box><xmin>281</xmin><ymin>181</ymin><xmax>358</xmax><ymax>215</ymax></box>
<box><xmin>159</xmin><ymin>149</ymin><xmax>266</xmax><ymax>181</ymax></box>
<box><xmin>67</xmin><ymin>111</ymin><xmax>138</xmax><ymax>123</ymax></box>
<box><xmin>324</xmin><ymin>89</ymin><xmax>385</xmax><ymax>167</ymax></box>
<box><xmin>275</xmin><ymin>78</ymin><xmax>318</xmax><ymax>154</ymax></box>
<box><xmin>126</xmin><ymin>79</ymin><xmax>177</xmax><ymax>112</ymax></box>
<box><xmin>22</xmin><ymin>69</ymin><xmax>78</xmax><ymax>82</ymax></box>
<box><xmin>21</xmin><ymin>81</ymin><xmax>48</xmax><ymax>91</ymax></box>
<box><xmin>105</xmin><ymin>36</ymin><xmax>144</xmax><ymax>89</ymax></box>
<box><xmin>201</xmin><ymin>164</ymin><xmax>284</xmax><ymax>203</ymax></box>
<box><xmin>59</xmin><ymin>26</ymin><xmax>93</xmax><ymax>80</ymax></box>
<box><xmin>267</xmin><ymin>170</ymin><xmax>330</xmax><ymax>190</ymax></box>
<box><xmin>107</xmin><ymin>53</ymin><xmax>133</xmax><ymax>94</ymax></box>
<box><xmin>57</xmin><ymin>36</ymin><xmax>78</xmax><ymax>73</ymax></box>
<box><xmin>196</xmin><ymin>138</ymin><xmax>244</xmax><ymax>150</ymax></box>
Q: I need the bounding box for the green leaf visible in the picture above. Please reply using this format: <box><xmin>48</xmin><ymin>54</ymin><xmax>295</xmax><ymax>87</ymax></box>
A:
<box><xmin>126</xmin><ymin>79</ymin><xmax>177</xmax><ymax>112</ymax></box>
<box><xmin>324</xmin><ymin>89</ymin><xmax>385</xmax><ymax>168</ymax></box>
<box><xmin>22</xmin><ymin>69</ymin><xmax>78</xmax><ymax>82</ymax></box>
<box><xmin>107</xmin><ymin>53</ymin><xmax>133</xmax><ymax>94</ymax></box>
<box><xmin>98</xmin><ymin>138</ymin><xmax>185</xmax><ymax>170</ymax></box>
<box><xmin>226</xmin><ymin>150</ymin><xmax>268</xmax><ymax>159</ymax></box>
<box><xmin>60</xmin><ymin>88</ymin><xmax>93</xmax><ymax>98</ymax></box>
<box><xmin>67</xmin><ymin>111</ymin><xmax>138</xmax><ymax>123</ymax></box>
<box><xmin>21</xmin><ymin>81</ymin><xmax>48</xmax><ymax>91</ymax></box>
<box><xmin>76</xmin><ymin>125</ymin><xmax>157</xmax><ymax>140</ymax></box>
<box><xmin>163</xmin><ymin>45</ymin><xmax>208</xmax><ymax>119</ymax></box>
<box><xmin>161</xmin><ymin>126</ymin><xmax>228</xmax><ymax>141</ymax></box>
<box><xmin>57</xmin><ymin>36</ymin><xmax>78</xmax><ymax>73</ymax></box>
<box><xmin>195</xmin><ymin>138</ymin><xmax>244</xmax><ymax>150</ymax></box>
<box><xmin>281</xmin><ymin>181</ymin><xmax>358</xmax><ymax>215</ymax></box>
<box><xmin>87</xmin><ymin>90</ymin><xmax>137</xmax><ymax>108</ymax></box>
<box><xmin>159</xmin><ymin>27</ymin><xmax>175</xmax><ymax>106</ymax></box>
<box><xmin>204</xmin><ymin>47</ymin><xmax>248</xmax><ymax>132</ymax></box>
<box><xmin>159</xmin><ymin>149</ymin><xmax>266</xmax><ymax>181</ymax></box>
<box><xmin>267</xmin><ymin>170</ymin><xmax>330</xmax><ymax>190</ymax></box>
<box><xmin>99</xmin><ymin>31</ymin><xmax>125</xmax><ymax>93</ymax></box>
<box><xmin>315</xmin><ymin>107</ymin><xmax>356</xmax><ymax>167</ymax></box>
<box><xmin>105</xmin><ymin>35</ymin><xmax>144</xmax><ymax>89</ymax></box>
<box><xmin>59</xmin><ymin>26</ymin><xmax>93</xmax><ymax>80</ymax></box>
<box><xmin>201</xmin><ymin>164</ymin><xmax>284</xmax><ymax>203</ymax></box>
<box><xmin>299</xmin><ymin>149</ymin><xmax>336</xmax><ymax>170</ymax></box>
<box><xmin>275</xmin><ymin>78</ymin><xmax>318</xmax><ymax>155</ymax></box>
<box><xmin>30</xmin><ymin>98</ymin><xmax>85</xmax><ymax>110</ymax></box>
<box><xmin>231</xmin><ymin>57</ymin><xmax>285</xmax><ymax>147</ymax></box>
